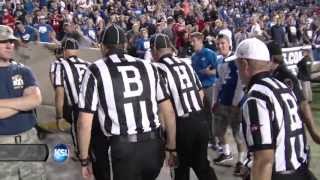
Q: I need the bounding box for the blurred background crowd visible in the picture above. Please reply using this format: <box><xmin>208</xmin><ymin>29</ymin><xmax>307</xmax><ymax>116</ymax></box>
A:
<box><xmin>1</xmin><ymin>0</ymin><xmax>320</xmax><ymax>60</ymax></box>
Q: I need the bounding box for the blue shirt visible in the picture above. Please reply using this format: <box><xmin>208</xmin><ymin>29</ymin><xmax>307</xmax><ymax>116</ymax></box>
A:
<box><xmin>0</xmin><ymin>64</ymin><xmax>38</xmax><ymax>135</ymax></box>
<box><xmin>135</xmin><ymin>38</ymin><xmax>150</xmax><ymax>58</ymax></box>
<box><xmin>216</xmin><ymin>54</ymin><xmax>244</xmax><ymax>106</ymax></box>
<box><xmin>14</xmin><ymin>26</ymin><xmax>37</xmax><ymax>43</ymax></box>
<box><xmin>34</xmin><ymin>24</ymin><xmax>53</xmax><ymax>43</ymax></box>
<box><xmin>191</xmin><ymin>48</ymin><xmax>218</xmax><ymax>88</ymax></box>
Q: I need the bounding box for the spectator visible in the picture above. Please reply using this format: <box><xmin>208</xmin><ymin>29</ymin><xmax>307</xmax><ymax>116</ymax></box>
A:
<box><xmin>312</xmin><ymin>25</ymin><xmax>320</xmax><ymax>61</ymax></box>
<box><xmin>191</xmin><ymin>32</ymin><xmax>218</xmax><ymax>147</ymax></box>
<box><xmin>270</xmin><ymin>17</ymin><xmax>288</xmax><ymax>47</ymax></box>
<box><xmin>33</xmin><ymin>15</ymin><xmax>56</xmax><ymax>43</ymax></box>
<box><xmin>286</xmin><ymin>15</ymin><xmax>302</xmax><ymax>46</ymax></box>
<box><xmin>249</xmin><ymin>17</ymin><xmax>262</xmax><ymax>37</ymax></box>
<box><xmin>162</xmin><ymin>16</ymin><xmax>175</xmax><ymax>44</ymax></box>
<box><xmin>218</xmin><ymin>21</ymin><xmax>233</xmax><ymax>49</ymax></box>
<box><xmin>135</xmin><ymin>28</ymin><xmax>150</xmax><ymax>59</ymax></box>
<box><xmin>2</xmin><ymin>8</ymin><xmax>15</xmax><ymax>29</ymax></box>
<box><xmin>50</xmin><ymin>9</ymin><xmax>64</xmax><ymax>40</ymax></box>
<box><xmin>297</xmin><ymin>50</ymin><xmax>313</xmax><ymax>103</ymax></box>
<box><xmin>14</xmin><ymin>21</ymin><xmax>39</xmax><ymax>43</ymax></box>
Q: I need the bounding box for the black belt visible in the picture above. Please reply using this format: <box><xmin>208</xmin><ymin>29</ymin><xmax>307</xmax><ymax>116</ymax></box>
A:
<box><xmin>110</xmin><ymin>129</ymin><xmax>160</xmax><ymax>143</ymax></box>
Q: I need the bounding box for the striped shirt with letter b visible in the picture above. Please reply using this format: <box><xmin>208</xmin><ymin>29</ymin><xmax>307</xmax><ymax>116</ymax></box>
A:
<box><xmin>154</xmin><ymin>55</ymin><xmax>203</xmax><ymax>117</ymax></box>
<box><xmin>241</xmin><ymin>72</ymin><xmax>308</xmax><ymax>172</ymax></box>
<box><xmin>78</xmin><ymin>54</ymin><xmax>169</xmax><ymax>136</ymax></box>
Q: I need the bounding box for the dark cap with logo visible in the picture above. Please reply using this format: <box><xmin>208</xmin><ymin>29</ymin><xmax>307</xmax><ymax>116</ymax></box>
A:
<box><xmin>150</xmin><ymin>33</ymin><xmax>172</xmax><ymax>50</ymax></box>
<box><xmin>100</xmin><ymin>24</ymin><xmax>125</xmax><ymax>45</ymax></box>
<box><xmin>61</xmin><ymin>38</ymin><xmax>79</xmax><ymax>50</ymax></box>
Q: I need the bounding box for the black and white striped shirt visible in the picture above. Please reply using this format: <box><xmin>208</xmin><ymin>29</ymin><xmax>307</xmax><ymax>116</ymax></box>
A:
<box><xmin>78</xmin><ymin>53</ymin><xmax>169</xmax><ymax>136</ymax></box>
<box><xmin>241</xmin><ymin>72</ymin><xmax>307</xmax><ymax>172</ymax></box>
<box><xmin>49</xmin><ymin>58</ymin><xmax>63</xmax><ymax>87</ymax></box>
<box><xmin>154</xmin><ymin>54</ymin><xmax>203</xmax><ymax>117</ymax></box>
<box><xmin>54</xmin><ymin>56</ymin><xmax>89</xmax><ymax>107</ymax></box>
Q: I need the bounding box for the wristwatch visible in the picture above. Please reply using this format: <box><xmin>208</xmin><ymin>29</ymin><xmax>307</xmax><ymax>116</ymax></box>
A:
<box><xmin>80</xmin><ymin>157</ymin><xmax>90</xmax><ymax>167</ymax></box>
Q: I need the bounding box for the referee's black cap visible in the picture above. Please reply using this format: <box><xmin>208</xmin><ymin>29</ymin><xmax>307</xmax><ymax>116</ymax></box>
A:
<box><xmin>150</xmin><ymin>33</ymin><xmax>172</xmax><ymax>50</ymax></box>
<box><xmin>100</xmin><ymin>24</ymin><xmax>125</xmax><ymax>45</ymax></box>
<box><xmin>267</xmin><ymin>41</ymin><xmax>282</xmax><ymax>56</ymax></box>
<box><xmin>61</xmin><ymin>38</ymin><xmax>79</xmax><ymax>50</ymax></box>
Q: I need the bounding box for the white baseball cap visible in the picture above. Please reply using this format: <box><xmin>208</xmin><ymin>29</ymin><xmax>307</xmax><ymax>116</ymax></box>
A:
<box><xmin>226</xmin><ymin>38</ymin><xmax>270</xmax><ymax>62</ymax></box>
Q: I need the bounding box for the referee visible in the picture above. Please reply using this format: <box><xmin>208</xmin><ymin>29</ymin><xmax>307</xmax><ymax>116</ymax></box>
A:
<box><xmin>53</xmin><ymin>38</ymin><xmax>110</xmax><ymax>180</ymax></box>
<box><xmin>268</xmin><ymin>41</ymin><xmax>320</xmax><ymax>144</ymax></box>
<box><xmin>234</xmin><ymin>38</ymin><xmax>311</xmax><ymax>180</ymax></box>
<box><xmin>77</xmin><ymin>25</ymin><xmax>177</xmax><ymax>180</ymax></box>
<box><xmin>150</xmin><ymin>33</ymin><xmax>217</xmax><ymax>180</ymax></box>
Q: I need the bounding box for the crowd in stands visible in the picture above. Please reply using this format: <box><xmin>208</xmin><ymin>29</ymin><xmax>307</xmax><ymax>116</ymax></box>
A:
<box><xmin>1</xmin><ymin>0</ymin><xmax>320</xmax><ymax>59</ymax></box>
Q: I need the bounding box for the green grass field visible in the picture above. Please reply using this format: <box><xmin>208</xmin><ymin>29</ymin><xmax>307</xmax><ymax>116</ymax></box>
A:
<box><xmin>310</xmin><ymin>83</ymin><xmax>320</xmax><ymax>178</ymax></box>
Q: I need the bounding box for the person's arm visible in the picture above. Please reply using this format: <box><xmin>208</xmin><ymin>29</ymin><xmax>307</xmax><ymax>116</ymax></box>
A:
<box><xmin>0</xmin><ymin>107</ymin><xmax>18</xmax><ymax>119</ymax></box>
<box><xmin>251</xmin><ymin>149</ymin><xmax>274</xmax><ymax>180</ymax></box>
<box><xmin>77</xmin><ymin>112</ymin><xmax>94</xmax><ymax>160</ymax></box>
<box><xmin>200</xmin><ymin>51</ymin><xmax>217</xmax><ymax>76</ymax></box>
<box><xmin>300</xmin><ymin>101</ymin><xmax>320</xmax><ymax>144</ymax></box>
<box><xmin>55</xmin><ymin>86</ymin><xmax>64</xmax><ymax>119</ymax></box>
<box><xmin>77</xmin><ymin>67</ymin><xmax>98</xmax><ymax>179</ymax></box>
<box><xmin>159</xmin><ymin>99</ymin><xmax>176</xmax><ymax>150</ymax></box>
<box><xmin>0</xmin><ymin>86</ymin><xmax>42</xmax><ymax>112</ymax></box>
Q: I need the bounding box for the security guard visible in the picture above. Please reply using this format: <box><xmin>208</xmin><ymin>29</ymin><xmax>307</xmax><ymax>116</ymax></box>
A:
<box><xmin>77</xmin><ymin>25</ymin><xmax>177</xmax><ymax>180</ymax></box>
<box><xmin>53</xmin><ymin>38</ymin><xmax>110</xmax><ymax>180</ymax></box>
<box><xmin>235</xmin><ymin>38</ymin><xmax>311</xmax><ymax>180</ymax></box>
<box><xmin>268</xmin><ymin>41</ymin><xmax>320</xmax><ymax>144</ymax></box>
<box><xmin>151</xmin><ymin>33</ymin><xmax>218</xmax><ymax>180</ymax></box>
<box><xmin>0</xmin><ymin>25</ymin><xmax>46</xmax><ymax>180</ymax></box>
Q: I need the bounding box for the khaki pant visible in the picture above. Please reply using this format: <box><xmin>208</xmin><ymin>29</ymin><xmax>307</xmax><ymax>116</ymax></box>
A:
<box><xmin>0</xmin><ymin>128</ymin><xmax>46</xmax><ymax>180</ymax></box>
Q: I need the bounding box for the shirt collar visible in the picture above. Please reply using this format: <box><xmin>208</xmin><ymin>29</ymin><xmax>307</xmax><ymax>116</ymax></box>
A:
<box><xmin>247</xmin><ymin>71</ymin><xmax>271</xmax><ymax>90</ymax></box>
<box><xmin>159</xmin><ymin>53</ymin><xmax>173</xmax><ymax>62</ymax></box>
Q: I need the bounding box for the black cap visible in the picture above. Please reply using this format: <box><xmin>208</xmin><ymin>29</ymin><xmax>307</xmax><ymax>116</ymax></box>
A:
<box><xmin>61</xmin><ymin>38</ymin><xmax>79</xmax><ymax>50</ymax></box>
<box><xmin>267</xmin><ymin>41</ymin><xmax>282</xmax><ymax>56</ymax></box>
<box><xmin>150</xmin><ymin>33</ymin><xmax>172</xmax><ymax>50</ymax></box>
<box><xmin>100</xmin><ymin>24</ymin><xmax>125</xmax><ymax>45</ymax></box>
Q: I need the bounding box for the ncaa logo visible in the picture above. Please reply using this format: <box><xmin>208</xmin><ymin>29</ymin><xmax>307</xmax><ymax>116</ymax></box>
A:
<box><xmin>53</xmin><ymin>144</ymin><xmax>69</xmax><ymax>163</ymax></box>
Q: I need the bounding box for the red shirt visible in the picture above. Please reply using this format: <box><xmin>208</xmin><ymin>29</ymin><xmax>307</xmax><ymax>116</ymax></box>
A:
<box><xmin>197</xmin><ymin>20</ymin><xmax>206</xmax><ymax>32</ymax></box>
<box><xmin>50</xmin><ymin>14</ymin><xmax>63</xmax><ymax>33</ymax></box>
<box><xmin>2</xmin><ymin>14</ymin><xmax>15</xmax><ymax>29</ymax></box>
<box><xmin>173</xmin><ymin>23</ymin><xmax>186</xmax><ymax>48</ymax></box>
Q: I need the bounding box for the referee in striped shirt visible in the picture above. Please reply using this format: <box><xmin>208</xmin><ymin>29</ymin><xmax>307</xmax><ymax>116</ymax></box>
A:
<box><xmin>150</xmin><ymin>33</ymin><xmax>217</xmax><ymax>180</ymax></box>
<box><xmin>54</xmin><ymin>38</ymin><xmax>110</xmax><ymax>180</ymax></box>
<box><xmin>77</xmin><ymin>25</ymin><xmax>177</xmax><ymax>180</ymax></box>
<box><xmin>233</xmin><ymin>38</ymin><xmax>311</xmax><ymax>180</ymax></box>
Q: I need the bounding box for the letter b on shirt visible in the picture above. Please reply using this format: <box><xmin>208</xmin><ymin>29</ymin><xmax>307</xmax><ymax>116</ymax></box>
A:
<box><xmin>118</xmin><ymin>66</ymin><xmax>143</xmax><ymax>98</ymax></box>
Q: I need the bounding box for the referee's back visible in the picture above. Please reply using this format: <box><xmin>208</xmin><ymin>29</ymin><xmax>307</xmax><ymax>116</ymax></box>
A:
<box><xmin>155</xmin><ymin>55</ymin><xmax>203</xmax><ymax>116</ymax></box>
<box><xmin>79</xmin><ymin>53</ymin><xmax>168</xmax><ymax>136</ymax></box>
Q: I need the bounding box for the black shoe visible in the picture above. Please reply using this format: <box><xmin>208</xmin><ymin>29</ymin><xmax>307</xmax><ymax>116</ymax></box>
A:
<box><xmin>233</xmin><ymin>162</ymin><xmax>244</xmax><ymax>176</ymax></box>
<box><xmin>213</xmin><ymin>153</ymin><xmax>233</xmax><ymax>164</ymax></box>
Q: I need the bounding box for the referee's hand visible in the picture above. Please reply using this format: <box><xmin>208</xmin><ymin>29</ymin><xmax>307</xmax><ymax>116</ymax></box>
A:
<box><xmin>166</xmin><ymin>151</ymin><xmax>178</xmax><ymax>168</ymax></box>
<box><xmin>56</xmin><ymin>117</ymin><xmax>67</xmax><ymax>131</ymax></box>
<box><xmin>81</xmin><ymin>164</ymin><xmax>94</xmax><ymax>180</ymax></box>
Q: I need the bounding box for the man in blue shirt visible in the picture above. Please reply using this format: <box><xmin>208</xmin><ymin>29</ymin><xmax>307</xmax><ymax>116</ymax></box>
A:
<box><xmin>33</xmin><ymin>15</ymin><xmax>56</xmax><ymax>43</ymax></box>
<box><xmin>212</xmin><ymin>35</ymin><xmax>246</xmax><ymax>176</ymax></box>
<box><xmin>0</xmin><ymin>25</ymin><xmax>46</xmax><ymax>179</ymax></box>
<box><xmin>191</xmin><ymin>32</ymin><xmax>218</xmax><ymax>146</ymax></box>
<box><xmin>14</xmin><ymin>21</ymin><xmax>39</xmax><ymax>43</ymax></box>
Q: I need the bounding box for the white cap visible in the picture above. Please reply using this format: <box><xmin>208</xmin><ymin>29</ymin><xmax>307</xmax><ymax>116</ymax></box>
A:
<box><xmin>226</xmin><ymin>38</ymin><xmax>270</xmax><ymax>62</ymax></box>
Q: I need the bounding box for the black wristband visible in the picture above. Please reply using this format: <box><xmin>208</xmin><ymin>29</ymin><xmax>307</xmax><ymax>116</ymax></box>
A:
<box><xmin>165</xmin><ymin>147</ymin><xmax>176</xmax><ymax>152</ymax></box>
<box><xmin>56</xmin><ymin>117</ymin><xmax>63</xmax><ymax>120</ymax></box>
<box><xmin>80</xmin><ymin>158</ymin><xmax>90</xmax><ymax>167</ymax></box>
